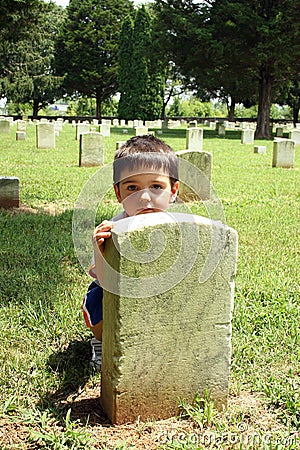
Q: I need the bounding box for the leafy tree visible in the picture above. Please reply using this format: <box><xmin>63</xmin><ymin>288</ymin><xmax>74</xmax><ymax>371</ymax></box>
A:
<box><xmin>209</xmin><ymin>0</ymin><xmax>300</xmax><ymax>138</ymax></box>
<box><xmin>154</xmin><ymin>0</ymin><xmax>300</xmax><ymax>137</ymax></box>
<box><xmin>0</xmin><ymin>1</ymin><xmax>64</xmax><ymax>116</ymax></box>
<box><xmin>55</xmin><ymin>0</ymin><xmax>134</xmax><ymax>118</ymax></box>
<box><xmin>277</xmin><ymin>77</ymin><xmax>300</xmax><ymax>126</ymax></box>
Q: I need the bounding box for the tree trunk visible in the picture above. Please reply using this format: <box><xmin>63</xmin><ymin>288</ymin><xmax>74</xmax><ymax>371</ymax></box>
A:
<box><xmin>96</xmin><ymin>92</ymin><xmax>102</xmax><ymax>118</ymax></box>
<box><xmin>255</xmin><ymin>67</ymin><xmax>272</xmax><ymax>139</ymax></box>
<box><xmin>228</xmin><ymin>98</ymin><xmax>236</xmax><ymax>121</ymax></box>
<box><xmin>293</xmin><ymin>106</ymin><xmax>299</xmax><ymax>127</ymax></box>
<box><xmin>33</xmin><ymin>98</ymin><xmax>39</xmax><ymax>117</ymax></box>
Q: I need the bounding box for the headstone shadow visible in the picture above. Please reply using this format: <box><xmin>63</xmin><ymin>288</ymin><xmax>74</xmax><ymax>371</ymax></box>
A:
<box><xmin>39</xmin><ymin>339</ymin><xmax>110</xmax><ymax>426</ymax></box>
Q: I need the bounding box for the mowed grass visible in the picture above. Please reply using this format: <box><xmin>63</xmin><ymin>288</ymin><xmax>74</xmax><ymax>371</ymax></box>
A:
<box><xmin>0</xmin><ymin>122</ymin><xmax>299</xmax><ymax>449</ymax></box>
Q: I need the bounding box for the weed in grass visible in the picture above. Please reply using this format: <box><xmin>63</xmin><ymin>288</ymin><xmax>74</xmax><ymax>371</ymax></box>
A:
<box><xmin>28</xmin><ymin>408</ymin><xmax>96</xmax><ymax>449</ymax></box>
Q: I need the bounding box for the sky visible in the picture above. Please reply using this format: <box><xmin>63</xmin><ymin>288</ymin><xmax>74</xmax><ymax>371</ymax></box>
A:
<box><xmin>53</xmin><ymin>0</ymin><xmax>148</xmax><ymax>7</ymax></box>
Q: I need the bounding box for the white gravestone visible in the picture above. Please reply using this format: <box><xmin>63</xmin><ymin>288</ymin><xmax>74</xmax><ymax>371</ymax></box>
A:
<box><xmin>241</xmin><ymin>129</ymin><xmax>254</xmax><ymax>144</ymax></box>
<box><xmin>186</xmin><ymin>127</ymin><xmax>203</xmax><ymax>151</ymax></box>
<box><xmin>76</xmin><ymin>123</ymin><xmax>90</xmax><ymax>140</ymax></box>
<box><xmin>272</xmin><ymin>139</ymin><xmax>295</xmax><ymax>168</ymax></box>
<box><xmin>36</xmin><ymin>123</ymin><xmax>55</xmax><ymax>148</ymax></box>
<box><xmin>79</xmin><ymin>132</ymin><xmax>104</xmax><ymax>167</ymax></box>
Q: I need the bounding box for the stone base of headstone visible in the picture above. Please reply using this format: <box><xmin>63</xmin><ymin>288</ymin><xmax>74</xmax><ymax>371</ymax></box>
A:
<box><xmin>254</xmin><ymin>145</ymin><xmax>266</xmax><ymax>154</ymax></box>
<box><xmin>176</xmin><ymin>150</ymin><xmax>212</xmax><ymax>201</ymax></box>
<box><xmin>0</xmin><ymin>176</ymin><xmax>20</xmax><ymax>208</ymax></box>
<box><xmin>16</xmin><ymin>131</ymin><xmax>26</xmax><ymax>141</ymax></box>
<box><xmin>272</xmin><ymin>139</ymin><xmax>295</xmax><ymax>168</ymax></box>
<box><xmin>100</xmin><ymin>212</ymin><xmax>238</xmax><ymax>424</ymax></box>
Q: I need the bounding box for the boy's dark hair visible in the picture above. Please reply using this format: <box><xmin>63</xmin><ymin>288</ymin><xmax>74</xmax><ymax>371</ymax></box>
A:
<box><xmin>113</xmin><ymin>135</ymin><xmax>179</xmax><ymax>186</ymax></box>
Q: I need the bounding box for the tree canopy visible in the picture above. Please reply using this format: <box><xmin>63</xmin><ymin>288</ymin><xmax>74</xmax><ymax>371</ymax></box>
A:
<box><xmin>55</xmin><ymin>0</ymin><xmax>135</xmax><ymax>117</ymax></box>
<box><xmin>0</xmin><ymin>1</ymin><xmax>65</xmax><ymax>115</ymax></box>
<box><xmin>153</xmin><ymin>0</ymin><xmax>300</xmax><ymax>137</ymax></box>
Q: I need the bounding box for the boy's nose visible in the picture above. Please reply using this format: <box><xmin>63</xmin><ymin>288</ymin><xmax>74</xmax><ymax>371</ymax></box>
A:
<box><xmin>139</xmin><ymin>189</ymin><xmax>152</xmax><ymax>202</ymax></box>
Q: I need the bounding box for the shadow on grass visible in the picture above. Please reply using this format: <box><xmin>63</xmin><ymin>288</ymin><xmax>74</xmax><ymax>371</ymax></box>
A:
<box><xmin>42</xmin><ymin>339</ymin><xmax>110</xmax><ymax>426</ymax></box>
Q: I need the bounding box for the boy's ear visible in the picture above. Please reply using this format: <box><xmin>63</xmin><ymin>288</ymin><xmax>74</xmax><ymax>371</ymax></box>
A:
<box><xmin>172</xmin><ymin>181</ymin><xmax>179</xmax><ymax>195</ymax></box>
<box><xmin>170</xmin><ymin>181</ymin><xmax>179</xmax><ymax>202</ymax></box>
<box><xmin>114</xmin><ymin>184</ymin><xmax>122</xmax><ymax>203</ymax></box>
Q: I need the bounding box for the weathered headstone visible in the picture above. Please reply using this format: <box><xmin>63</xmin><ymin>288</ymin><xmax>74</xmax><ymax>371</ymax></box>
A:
<box><xmin>16</xmin><ymin>131</ymin><xmax>26</xmax><ymax>141</ymax></box>
<box><xmin>100</xmin><ymin>123</ymin><xmax>111</xmax><ymax>137</ymax></box>
<box><xmin>217</xmin><ymin>123</ymin><xmax>226</xmax><ymax>137</ymax></box>
<box><xmin>254</xmin><ymin>145</ymin><xmax>266</xmax><ymax>154</ymax></box>
<box><xmin>272</xmin><ymin>139</ymin><xmax>295</xmax><ymax>168</ymax></box>
<box><xmin>275</xmin><ymin>127</ymin><xmax>284</xmax><ymax>138</ymax></box>
<box><xmin>0</xmin><ymin>120</ymin><xmax>10</xmax><ymax>134</ymax></box>
<box><xmin>79</xmin><ymin>132</ymin><xmax>104</xmax><ymax>167</ymax></box>
<box><xmin>186</xmin><ymin>127</ymin><xmax>203</xmax><ymax>151</ymax></box>
<box><xmin>36</xmin><ymin>123</ymin><xmax>55</xmax><ymax>148</ymax></box>
<box><xmin>176</xmin><ymin>150</ymin><xmax>211</xmax><ymax>201</ymax></box>
<box><xmin>100</xmin><ymin>212</ymin><xmax>238</xmax><ymax>424</ymax></box>
<box><xmin>288</xmin><ymin>130</ymin><xmax>300</xmax><ymax>145</ymax></box>
<box><xmin>0</xmin><ymin>176</ymin><xmax>20</xmax><ymax>208</ymax></box>
<box><xmin>76</xmin><ymin>123</ymin><xmax>90</xmax><ymax>140</ymax></box>
<box><xmin>241</xmin><ymin>129</ymin><xmax>254</xmax><ymax>144</ymax></box>
<box><xmin>135</xmin><ymin>126</ymin><xmax>148</xmax><ymax>136</ymax></box>
<box><xmin>17</xmin><ymin>120</ymin><xmax>26</xmax><ymax>132</ymax></box>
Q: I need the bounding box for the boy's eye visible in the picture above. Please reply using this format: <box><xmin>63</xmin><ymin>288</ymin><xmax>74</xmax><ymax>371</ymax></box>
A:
<box><xmin>127</xmin><ymin>185</ymin><xmax>137</xmax><ymax>191</ymax></box>
<box><xmin>151</xmin><ymin>184</ymin><xmax>163</xmax><ymax>190</ymax></box>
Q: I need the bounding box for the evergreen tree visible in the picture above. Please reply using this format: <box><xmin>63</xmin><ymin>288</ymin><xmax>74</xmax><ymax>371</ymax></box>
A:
<box><xmin>117</xmin><ymin>15</ymin><xmax>134</xmax><ymax>120</ymax></box>
<box><xmin>121</xmin><ymin>6</ymin><xmax>165</xmax><ymax>121</ymax></box>
<box><xmin>130</xmin><ymin>6</ymin><xmax>152</xmax><ymax>120</ymax></box>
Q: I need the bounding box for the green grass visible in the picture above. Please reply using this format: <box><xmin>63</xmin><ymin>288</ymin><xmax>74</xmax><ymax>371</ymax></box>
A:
<box><xmin>0</xmin><ymin>122</ymin><xmax>299</xmax><ymax>449</ymax></box>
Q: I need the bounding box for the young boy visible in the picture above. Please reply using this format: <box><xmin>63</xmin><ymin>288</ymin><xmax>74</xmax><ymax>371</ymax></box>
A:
<box><xmin>82</xmin><ymin>135</ymin><xmax>179</xmax><ymax>370</ymax></box>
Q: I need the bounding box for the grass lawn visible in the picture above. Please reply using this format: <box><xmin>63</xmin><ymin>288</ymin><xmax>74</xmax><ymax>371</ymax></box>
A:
<box><xmin>0</xmin><ymin>121</ymin><xmax>299</xmax><ymax>449</ymax></box>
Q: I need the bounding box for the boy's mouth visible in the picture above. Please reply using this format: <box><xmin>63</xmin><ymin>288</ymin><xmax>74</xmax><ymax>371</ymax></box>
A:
<box><xmin>136</xmin><ymin>207</ymin><xmax>162</xmax><ymax>215</ymax></box>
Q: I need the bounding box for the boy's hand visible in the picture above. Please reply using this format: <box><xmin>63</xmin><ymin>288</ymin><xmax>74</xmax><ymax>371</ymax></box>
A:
<box><xmin>92</xmin><ymin>220</ymin><xmax>113</xmax><ymax>253</ymax></box>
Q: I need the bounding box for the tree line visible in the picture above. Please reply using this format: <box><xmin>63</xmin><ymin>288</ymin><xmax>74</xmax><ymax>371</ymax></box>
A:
<box><xmin>0</xmin><ymin>0</ymin><xmax>299</xmax><ymax>138</ymax></box>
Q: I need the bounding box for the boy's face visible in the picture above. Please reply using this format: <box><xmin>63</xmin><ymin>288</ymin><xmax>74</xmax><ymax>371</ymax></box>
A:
<box><xmin>114</xmin><ymin>168</ymin><xmax>179</xmax><ymax>217</ymax></box>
